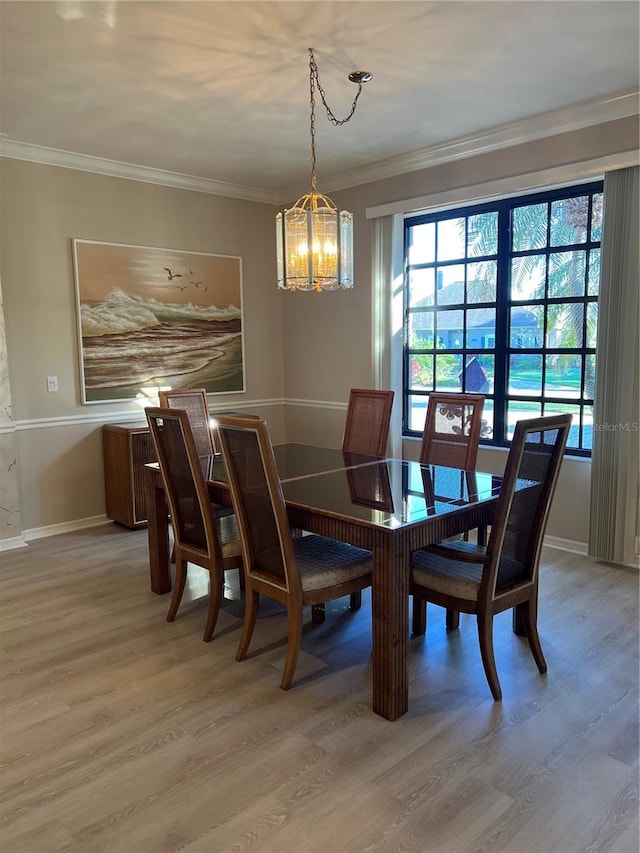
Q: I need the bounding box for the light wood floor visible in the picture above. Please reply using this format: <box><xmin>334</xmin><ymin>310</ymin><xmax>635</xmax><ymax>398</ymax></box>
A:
<box><xmin>1</xmin><ymin>524</ymin><xmax>638</xmax><ymax>853</ymax></box>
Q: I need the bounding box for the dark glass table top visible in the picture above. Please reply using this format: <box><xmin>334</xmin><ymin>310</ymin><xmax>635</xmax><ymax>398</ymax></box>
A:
<box><xmin>200</xmin><ymin>443</ymin><xmax>502</xmax><ymax>531</ymax></box>
<box><xmin>281</xmin><ymin>458</ymin><xmax>502</xmax><ymax>529</ymax></box>
<box><xmin>204</xmin><ymin>443</ymin><xmax>380</xmax><ymax>484</ymax></box>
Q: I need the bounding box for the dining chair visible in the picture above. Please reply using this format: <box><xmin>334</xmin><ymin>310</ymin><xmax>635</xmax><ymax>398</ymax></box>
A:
<box><xmin>215</xmin><ymin>414</ymin><xmax>373</xmax><ymax>690</ymax></box>
<box><xmin>158</xmin><ymin>389</ymin><xmax>233</xmax><ymax>566</ymax></box>
<box><xmin>411</xmin><ymin>413</ymin><xmax>571</xmax><ymax>700</ymax></box>
<box><xmin>341</xmin><ymin>388</ymin><xmax>394</xmax><ymax>457</ymax></box>
<box><xmin>419</xmin><ymin>392</ymin><xmax>485</xmax><ymax>470</ymax></box>
<box><xmin>419</xmin><ymin>391</ymin><xmax>486</xmax><ymax>551</ymax></box>
<box><xmin>307</xmin><ymin>387</ymin><xmax>392</xmax><ymax>622</ymax></box>
<box><xmin>145</xmin><ymin>407</ymin><xmax>244</xmax><ymax>642</ymax></box>
<box><xmin>158</xmin><ymin>388</ymin><xmax>215</xmax><ymax>455</ymax></box>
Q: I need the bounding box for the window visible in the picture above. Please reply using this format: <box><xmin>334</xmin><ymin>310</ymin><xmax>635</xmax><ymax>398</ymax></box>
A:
<box><xmin>403</xmin><ymin>181</ymin><xmax>602</xmax><ymax>455</ymax></box>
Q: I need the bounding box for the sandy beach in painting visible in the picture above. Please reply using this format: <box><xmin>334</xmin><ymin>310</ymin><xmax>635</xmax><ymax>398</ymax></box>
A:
<box><xmin>80</xmin><ymin>290</ymin><xmax>243</xmax><ymax>401</ymax></box>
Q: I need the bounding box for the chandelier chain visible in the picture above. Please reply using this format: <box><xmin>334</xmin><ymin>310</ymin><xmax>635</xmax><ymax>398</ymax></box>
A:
<box><xmin>309</xmin><ymin>48</ymin><xmax>364</xmax><ymax>127</ymax></box>
<box><xmin>308</xmin><ymin>47</ymin><xmax>364</xmax><ymax>192</ymax></box>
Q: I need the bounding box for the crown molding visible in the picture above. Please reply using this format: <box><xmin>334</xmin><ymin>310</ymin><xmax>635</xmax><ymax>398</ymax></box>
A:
<box><xmin>279</xmin><ymin>88</ymin><xmax>640</xmax><ymax>202</ymax></box>
<box><xmin>2</xmin><ymin>89</ymin><xmax>637</xmax><ymax>205</ymax></box>
<box><xmin>0</xmin><ymin>140</ymin><xmax>280</xmax><ymax>205</ymax></box>
<box><xmin>365</xmin><ymin>150</ymin><xmax>640</xmax><ymax>220</ymax></box>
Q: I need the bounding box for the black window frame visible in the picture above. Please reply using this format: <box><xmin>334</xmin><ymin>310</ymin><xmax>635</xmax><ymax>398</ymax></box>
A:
<box><xmin>403</xmin><ymin>180</ymin><xmax>603</xmax><ymax>457</ymax></box>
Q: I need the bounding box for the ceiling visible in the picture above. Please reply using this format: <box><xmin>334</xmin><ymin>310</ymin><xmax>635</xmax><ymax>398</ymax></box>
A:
<box><xmin>1</xmin><ymin>1</ymin><xmax>639</xmax><ymax>202</ymax></box>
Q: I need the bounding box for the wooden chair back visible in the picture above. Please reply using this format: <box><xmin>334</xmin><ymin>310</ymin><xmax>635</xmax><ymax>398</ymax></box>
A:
<box><xmin>341</xmin><ymin>388</ymin><xmax>394</xmax><ymax>457</ymax></box>
<box><xmin>145</xmin><ymin>407</ymin><xmax>219</xmax><ymax>559</ymax></box>
<box><xmin>158</xmin><ymin>388</ymin><xmax>214</xmax><ymax>456</ymax></box>
<box><xmin>146</xmin><ymin>406</ymin><xmax>242</xmax><ymax>641</ymax></box>
<box><xmin>484</xmin><ymin>413</ymin><xmax>571</xmax><ymax>598</ymax></box>
<box><xmin>420</xmin><ymin>392</ymin><xmax>485</xmax><ymax>469</ymax></box>
<box><xmin>215</xmin><ymin>415</ymin><xmax>300</xmax><ymax>600</ymax></box>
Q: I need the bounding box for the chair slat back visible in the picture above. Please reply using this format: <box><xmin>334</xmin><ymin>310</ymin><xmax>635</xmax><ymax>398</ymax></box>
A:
<box><xmin>215</xmin><ymin>416</ymin><xmax>297</xmax><ymax>592</ymax></box>
<box><xmin>158</xmin><ymin>389</ymin><xmax>214</xmax><ymax>456</ymax></box>
<box><xmin>341</xmin><ymin>389</ymin><xmax>394</xmax><ymax>457</ymax></box>
<box><xmin>486</xmin><ymin>414</ymin><xmax>571</xmax><ymax>595</ymax></box>
<box><xmin>420</xmin><ymin>392</ymin><xmax>485</xmax><ymax>470</ymax></box>
<box><xmin>145</xmin><ymin>407</ymin><xmax>215</xmax><ymax>556</ymax></box>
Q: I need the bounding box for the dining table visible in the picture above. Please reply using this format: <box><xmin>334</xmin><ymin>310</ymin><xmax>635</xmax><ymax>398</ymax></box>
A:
<box><xmin>145</xmin><ymin>443</ymin><xmax>501</xmax><ymax>720</ymax></box>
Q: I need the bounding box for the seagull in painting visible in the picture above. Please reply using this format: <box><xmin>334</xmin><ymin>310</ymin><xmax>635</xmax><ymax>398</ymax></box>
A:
<box><xmin>190</xmin><ymin>281</ymin><xmax>202</xmax><ymax>289</ymax></box>
<box><xmin>176</xmin><ymin>284</ymin><xmax>188</xmax><ymax>291</ymax></box>
<box><xmin>164</xmin><ymin>267</ymin><xmax>182</xmax><ymax>280</ymax></box>
<box><xmin>188</xmin><ymin>268</ymin><xmax>193</xmax><ymax>275</ymax></box>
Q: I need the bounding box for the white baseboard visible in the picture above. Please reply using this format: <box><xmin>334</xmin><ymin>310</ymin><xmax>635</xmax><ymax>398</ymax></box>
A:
<box><xmin>544</xmin><ymin>535</ymin><xmax>588</xmax><ymax>556</ymax></box>
<box><xmin>21</xmin><ymin>514</ymin><xmax>111</xmax><ymax>543</ymax></box>
<box><xmin>0</xmin><ymin>535</ymin><xmax>28</xmax><ymax>552</ymax></box>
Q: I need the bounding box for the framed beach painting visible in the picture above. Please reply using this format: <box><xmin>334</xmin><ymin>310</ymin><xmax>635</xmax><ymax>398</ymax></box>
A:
<box><xmin>72</xmin><ymin>240</ymin><xmax>244</xmax><ymax>403</ymax></box>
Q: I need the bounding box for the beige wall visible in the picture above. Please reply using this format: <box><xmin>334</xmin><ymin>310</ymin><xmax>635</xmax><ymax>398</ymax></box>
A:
<box><xmin>0</xmin><ymin>159</ymin><xmax>284</xmax><ymax>531</ymax></box>
<box><xmin>1</xmin><ymin>115</ymin><xmax>637</xmax><ymax>544</ymax></box>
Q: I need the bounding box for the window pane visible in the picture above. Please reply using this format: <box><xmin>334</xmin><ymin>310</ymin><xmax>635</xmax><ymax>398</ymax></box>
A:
<box><xmin>467</xmin><ymin>212</ymin><xmax>498</xmax><ymax>256</ymax></box>
<box><xmin>437</xmin><ymin>264</ymin><xmax>465</xmax><ymax>303</ymax></box>
<box><xmin>407</xmin><ymin>395</ymin><xmax>429</xmax><ymax>431</ymax></box>
<box><xmin>467</xmin><ymin>260</ymin><xmax>496</xmax><ymax>303</ymax></box>
<box><xmin>587</xmin><ymin>249</ymin><xmax>600</xmax><ymax>296</ymax></box>
<box><xmin>590</xmin><ymin>194</ymin><xmax>603</xmax><ymax>241</ymax></box>
<box><xmin>511</xmin><ymin>255</ymin><xmax>546</xmax><ymax>301</ymax></box>
<box><xmin>409</xmin><ymin>355</ymin><xmax>433</xmax><ymax>390</ymax></box>
<box><xmin>409</xmin><ymin>311</ymin><xmax>434</xmax><ymax>347</ymax></box>
<box><xmin>408</xmin><ymin>268</ymin><xmax>436</xmax><ymax>306</ymax></box>
<box><xmin>582</xmin><ymin>404</ymin><xmax>593</xmax><ymax>449</ymax></box>
<box><xmin>466</xmin><ymin>308</ymin><xmax>495</xmax><ymax>349</ymax></box>
<box><xmin>512</xmin><ymin>203</ymin><xmax>547</xmax><ymax>251</ymax></box>
<box><xmin>544</xmin><ymin>403</ymin><xmax>580</xmax><ymax>447</ymax></box>
<box><xmin>584</xmin><ymin>355</ymin><xmax>596</xmax><ymax>400</ymax></box>
<box><xmin>547</xmin><ymin>304</ymin><xmax>584</xmax><ymax>348</ymax></box>
<box><xmin>462</xmin><ymin>355</ymin><xmax>492</xmax><ymax>393</ymax></box>
<box><xmin>408</xmin><ymin>222</ymin><xmax>435</xmax><ymax>265</ymax></box>
<box><xmin>548</xmin><ymin>251</ymin><xmax>587</xmax><ymax>298</ymax></box>
<box><xmin>479</xmin><ymin>398</ymin><xmax>494</xmax><ymax>440</ymax></box>
<box><xmin>509</xmin><ymin>355</ymin><xmax>542</xmax><ymax>396</ymax></box>
<box><xmin>507</xmin><ymin>401</ymin><xmax>542</xmax><ymax>438</ymax></box>
<box><xmin>477</xmin><ymin>355</ymin><xmax>495</xmax><ymax>391</ymax></box>
<box><xmin>435</xmin><ymin>354</ymin><xmax>462</xmax><ymax>390</ymax></box>
<box><xmin>510</xmin><ymin>304</ymin><xmax>543</xmax><ymax>348</ymax></box>
<box><xmin>437</xmin><ymin>218</ymin><xmax>465</xmax><ymax>262</ymax></box>
<box><xmin>436</xmin><ymin>310</ymin><xmax>464</xmax><ymax>348</ymax></box>
<box><xmin>550</xmin><ymin>196</ymin><xmax>589</xmax><ymax>246</ymax></box>
<box><xmin>586</xmin><ymin>302</ymin><xmax>598</xmax><ymax>348</ymax></box>
<box><xmin>545</xmin><ymin>355</ymin><xmax>581</xmax><ymax>399</ymax></box>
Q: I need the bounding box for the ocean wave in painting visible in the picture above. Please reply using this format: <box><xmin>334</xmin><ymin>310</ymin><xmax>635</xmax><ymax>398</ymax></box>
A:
<box><xmin>80</xmin><ymin>290</ymin><xmax>243</xmax><ymax>397</ymax></box>
<box><xmin>81</xmin><ymin>289</ymin><xmax>240</xmax><ymax>336</ymax></box>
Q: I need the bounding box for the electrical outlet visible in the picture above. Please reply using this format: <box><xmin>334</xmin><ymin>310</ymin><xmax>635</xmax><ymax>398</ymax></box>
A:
<box><xmin>47</xmin><ymin>376</ymin><xmax>58</xmax><ymax>392</ymax></box>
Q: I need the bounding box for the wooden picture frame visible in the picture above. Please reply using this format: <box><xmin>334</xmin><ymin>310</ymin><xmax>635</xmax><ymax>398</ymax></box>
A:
<box><xmin>72</xmin><ymin>239</ymin><xmax>244</xmax><ymax>403</ymax></box>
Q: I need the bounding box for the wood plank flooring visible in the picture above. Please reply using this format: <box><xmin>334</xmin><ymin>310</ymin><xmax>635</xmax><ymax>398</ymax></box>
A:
<box><xmin>1</xmin><ymin>524</ymin><xmax>638</xmax><ymax>853</ymax></box>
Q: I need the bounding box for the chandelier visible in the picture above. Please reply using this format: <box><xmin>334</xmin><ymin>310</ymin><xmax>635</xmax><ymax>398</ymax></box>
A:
<box><xmin>276</xmin><ymin>48</ymin><xmax>372</xmax><ymax>292</ymax></box>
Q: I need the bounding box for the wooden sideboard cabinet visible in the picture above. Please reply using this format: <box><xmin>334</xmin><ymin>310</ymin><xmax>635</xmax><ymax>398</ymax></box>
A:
<box><xmin>103</xmin><ymin>424</ymin><xmax>156</xmax><ymax>528</ymax></box>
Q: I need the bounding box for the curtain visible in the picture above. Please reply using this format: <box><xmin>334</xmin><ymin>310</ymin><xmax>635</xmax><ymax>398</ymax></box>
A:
<box><xmin>588</xmin><ymin>166</ymin><xmax>640</xmax><ymax>566</ymax></box>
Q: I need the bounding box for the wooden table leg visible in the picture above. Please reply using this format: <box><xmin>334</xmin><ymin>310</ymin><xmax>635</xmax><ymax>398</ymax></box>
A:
<box><xmin>146</xmin><ymin>475</ymin><xmax>171</xmax><ymax>595</ymax></box>
<box><xmin>371</xmin><ymin>535</ymin><xmax>409</xmax><ymax>720</ymax></box>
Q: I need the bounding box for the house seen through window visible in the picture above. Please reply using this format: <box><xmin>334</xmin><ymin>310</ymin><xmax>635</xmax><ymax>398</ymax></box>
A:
<box><xmin>403</xmin><ymin>181</ymin><xmax>603</xmax><ymax>455</ymax></box>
